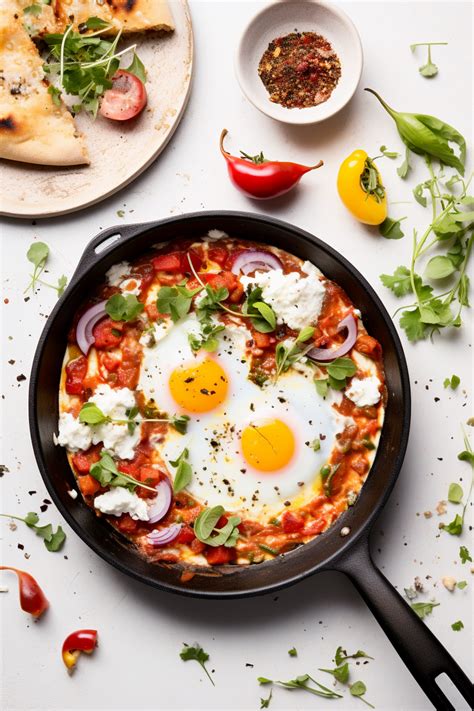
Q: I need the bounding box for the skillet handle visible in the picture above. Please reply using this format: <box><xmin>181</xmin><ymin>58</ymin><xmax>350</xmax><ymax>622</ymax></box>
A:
<box><xmin>69</xmin><ymin>221</ymin><xmax>157</xmax><ymax>286</ymax></box>
<box><xmin>334</xmin><ymin>533</ymin><xmax>473</xmax><ymax>710</ymax></box>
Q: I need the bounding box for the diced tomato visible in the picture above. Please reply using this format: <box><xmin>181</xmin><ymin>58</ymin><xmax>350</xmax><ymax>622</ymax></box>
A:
<box><xmin>203</xmin><ymin>270</ymin><xmax>238</xmax><ymax>291</ymax></box>
<box><xmin>65</xmin><ymin>356</ymin><xmax>88</xmax><ymax>395</ymax></box>
<box><xmin>253</xmin><ymin>331</ymin><xmax>274</xmax><ymax>349</ymax></box>
<box><xmin>281</xmin><ymin>511</ymin><xmax>305</xmax><ymax>533</ymax></box>
<box><xmin>181</xmin><ymin>249</ymin><xmax>202</xmax><ymax>274</ymax></box>
<box><xmin>136</xmin><ymin>465</ymin><xmax>161</xmax><ymax>499</ymax></box>
<box><xmin>190</xmin><ymin>538</ymin><xmax>206</xmax><ymax>554</ymax></box>
<box><xmin>117</xmin><ymin>338</ymin><xmax>141</xmax><ymax>389</ymax></box>
<box><xmin>101</xmin><ymin>353</ymin><xmax>121</xmax><ymax>372</ymax></box>
<box><xmin>93</xmin><ymin>319</ymin><xmax>124</xmax><ymax>350</ymax></box>
<box><xmin>117</xmin><ymin>366</ymin><xmax>138</xmax><ymax>389</ymax></box>
<box><xmin>78</xmin><ymin>474</ymin><xmax>101</xmax><ymax>497</ymax></box>
<box><xmin>204</xmin><ymin>545</ymin><xmax>234</xmax><ymax>565</ymax></box>
<box><xmin>115</xmin><ymin>514</ymin><xmax>139</xmax><ymax>533</ymax></box>
<box><xmin>72</xmin><ymin>447</ymin><xmax>101</xmax><ymax>474</ymax></box>
<box><xmin>145</xmin><ymin>302</ymin><xmax>167</xmax><ymax>321</ymax></box>
<box><xmin>208</xmin><ymin>247</ymin><xmax>228</xmax><ymax>266</ymax></box>
<box><xmin>176</xmin><ymin>524</ymin><xmax>196</xmax><ymax>544</ymax></box>
<box><xmin>152</xmin><ymin>253</ymin><xmax>183</xmax><ymax>272</ymax></box>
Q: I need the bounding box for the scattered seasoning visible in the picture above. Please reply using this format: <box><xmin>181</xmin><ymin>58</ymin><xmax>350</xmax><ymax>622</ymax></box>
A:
<box><xmin>258</xmin><ymin>32</ymin><xmax>341</xmax><ymax>109</ymax></box>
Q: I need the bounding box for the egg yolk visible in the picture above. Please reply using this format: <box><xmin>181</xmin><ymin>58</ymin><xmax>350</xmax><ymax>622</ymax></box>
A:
<box><xmin>241</xmin><ymin>419</ymin><xmax>295</xmax><ymax>472</ymax></box>
<box><xmin>169</xmin><ymin>359</ymin><xmax>229</xmax><ymax>413</ymax></box>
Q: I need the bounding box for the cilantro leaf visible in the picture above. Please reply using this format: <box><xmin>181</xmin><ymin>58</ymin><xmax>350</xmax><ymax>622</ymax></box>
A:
<box><xmin>180</xmin><ymin>643</ymin><xmax>214</xmax><ymax>686</ymax></box>
<box><xmin>380</xmin><ymin>266</ymin><xmax>413</xmax><ymax>297</ymax></box>
<box><xmin>451</xmin><ymin>620</ymin><xmax>464</xmax><ymax>631</ymax></box>
<box><xmin>1</xmin><ymin>511</ymin><xmax>66</xmax><ymax>552</ymax></box>
<box><xmin>444</xmin><ymin>374</ymin><xmax>460</xmax><ymax>390</ymax></box>
<box><xmin>157</xmin><ymin>283</ymin><xmax>201</xmax><ymax>322</ymax></box>
<box><xmin>105</xmin><ymin>293</ymin><xmax>144</xmax><ymax>322</ymax></box>
<box><xmin>459</xmin><ymin>546</ymin><xmax>472</xmax><ymax>564</ymax></box>
<box><xmin>399</xmin><ymin>308</ymin><xmax>427</xmax><ymax>341</ymax></box>
<box><xmin>44</xmin><ymin>526</ymin><xmax>66</xmax><ymax>552</ymax></box>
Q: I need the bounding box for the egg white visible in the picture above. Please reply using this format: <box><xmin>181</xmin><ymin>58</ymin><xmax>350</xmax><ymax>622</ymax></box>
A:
<box><xmin>138</xmin><ymin>315</ymin><xmax>349</xmax><ymax>519</ymax></box>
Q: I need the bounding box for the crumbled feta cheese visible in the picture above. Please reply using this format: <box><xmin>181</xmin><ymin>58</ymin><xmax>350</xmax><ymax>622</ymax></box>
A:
<box><xmin>54</xmin><ymin>412</ymin><xmax>92</xmax><ymax>452</ymax></box>
<box><xmin>240</xmin><ymin>262</ymin><xmax>326</xmax><ymax>330</ymax></box>
<box><xmin>120</xmin><ymin>277</ymin><xmax>141</xmax><ymax>295</ymax></box>
<box><xmin>207</xmin><ymin>229</ymin><xmax>228</xmax><ymax>241</ymax></box>
<box><xmin>139</xmin><ymin>320</ymin><xmax>172</xmax><ymax>347</ymax></box>
<box><xmin>89</xmin><ymin>384</ymin><xmax>136</xmax><ymax>420</ymax></box>
<box><xmin>91</xmin><ymin>422</ymin><xmax>140</xmax><ymax>460</ymax></box>
<box><xmin>67</xmin><ymin>489</ymin><xmax>78</xmax><ymax>500</ymax></box>
<box><xmin>94</xmin><ymin>487</ymin><xmax>150</xmax><ymax>521</ymax></box>
<box><xmin>345</xmin><ymin>376</ymin><xmax>381</xmax><ymax>407</ymax></box>
<box><xmin>106</xmin><ymin>261</ymin><xmax>130</xmax><ymax>286</ymax></box>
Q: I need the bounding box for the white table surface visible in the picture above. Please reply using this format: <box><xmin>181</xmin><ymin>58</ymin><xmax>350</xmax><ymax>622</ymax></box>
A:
<box><xmin>1</xmin><ymin>2</ymin><xmax>473</xmax><ymax>710</ymax></box>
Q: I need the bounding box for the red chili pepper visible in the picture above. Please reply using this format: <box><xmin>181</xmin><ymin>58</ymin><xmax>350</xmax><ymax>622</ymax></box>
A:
<box><xmin>220</xmin><ymin>129</ymin><xmax>323</xmax><ymax>199</ymax></box>
<box><xmin>62</xmin><ymin>629</ymin><xmax>98</xmax><ymax>673</ymax></box>
<box><xmin>0</xmin><ymin>566</ymin><xmax>49</xmax><ymax>618</ymax></box>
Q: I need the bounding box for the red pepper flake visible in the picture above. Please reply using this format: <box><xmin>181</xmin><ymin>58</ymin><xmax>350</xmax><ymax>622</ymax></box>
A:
<box><xmin>258</xmin><ymin>31</ymin><xmax>341</xmax><ymax>109</ymax></box>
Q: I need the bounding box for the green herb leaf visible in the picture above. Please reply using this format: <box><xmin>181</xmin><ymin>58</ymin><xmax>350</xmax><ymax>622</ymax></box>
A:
<box><xmin>442</xmin><ymin>513</ymin><xmax>463</xmax><ymax>536</ymax></box>
<box><xmin>170</xmin><ymin>448</ymin><xmax>192</xmax><ymax>493</ymax></box>
<box><xmin>194</xmin><ymin>506</ymin><xmax>240</xmax><ymax>548</ymax></box>
<box><xmin>315</xmin><ymin>378</ymin><xmax>329</xmax><ymax>398</ymax></box>
<box><xmin>27</xmin><ymin>242</ymin><xmax>49</xmax><ymax>269</ymax></box>
<box><xmin>399</xmin><ymin>308</ymin><xmax>427</xmax><ymax>342</ymax></box>
<box><xmin>448</xmin><ymin>483</ymin><xmax>463</xmax><ymax>504</ymax></box>
<box><xmin>274</xmin><ymin>674</ymin><xmax>343</xmax><ymax>698</ymax></box>
<box><xmin>23</xmin><ymin>4</ymin><xmax>42</xmax><ymax>16</ymax></box>
<box><xmin>257</xmin><ymin>677</ymin><xmax>273</xmax><ymax>685</ymax></box>
<box><xmin>44</xmin><ymin>525</ymin><xmax>66</xmax><ymax>552</ymax></box>
<box><xmin>171</xmin><ymin>414</ymin><xmax>190</xmax><ymax>435</ymax></box>
<box><xmin>275</xmin><ymin>327</ymin><xmax>315</xmax><ymax>378</ymax></box>
<box><xmin>397</xmin><ymin>146</ymin><xmax>411</xmax><ymax>178</ymax></box>
<box><xmin>180</xmin><ymin>643</ymin><xmax>214</xmax><ymax>686</ymax></box>
<box><xmin>444</xmin><ymin>375</ymin><xmax>460</xmax><ymax>390</ymax></box>
<box><xmin>425</xmin><ymin>255</ymin><xmax>456</xmax><ymax>280</ymax></box>
<box><xmin>1</xmin><ymin>511</ymin><xmax>66</xmax><ymax>552</ymax></box>
<box><xmin>84</xmin><ymin>17</ymin><xmax>111</xmax><ymax>30</ymax></box>
<box><xmin>319</xmin><ymin>662</ymin><xmax>349</xmax><ymax>684</ymax></box>
<box><xmin>157</xmin><ymin>283</ymin><xmax>201</xmax><ymax>323</ymax></box>
<box><xmin>379</xmin><ymin>145</ymin><xmax>400</xmax><ymax>159</ymax></box>
<box><xmin>334</xmin><ymin>647</ymin><xmax>373</xmax><ymax>666</ymax></box>
<box><xmin>378</xmin><ymin>216</ymin><xmax>406</xmax><ymax>239</ymax></box>
<box><xmin>410</xmin><ymin>601</ymin><xmax>439</xmax><ymax>619</ymax></box>
<box><xmin>380</xmin><ymin>266</ymin><xmax>413</xmax><ymax>296</ymax></box>
<box><xmin>459</xmin><ymin>546</ymin><xmax>472</xmax><ymax>564</ymax></box>
<box><xmin>23</xmin><ymin>512</ymin><xmax>40</xmax><ymax>526</ymax></box>
<box><xmin>125</xmin><ymin>52</ymin><xmax>146</xmax><ymax>84</ymax></box>
<box><xmin>350</xmin><ymin>680</ymin><xmax>374</xmax><ymax>707</ymax></box>
<box><xmin>260</xmin><ymin>688</ymin><xmax>273</xmax><ymax>708</ymax></box>
<box><xmin>105</xmin><ymin>293</ymin><xmax>144</xmax><ymax>322</ymax></box>
<box><xmin>56</xmin><ymin>274</ymin><xmax>68</xmax><ymax>296</ymax></box>
<box><xmin>288</xmin><ymin>647</ymin><xmax>297</xmax><ymax>657</ymax></box>
<box><xmin>47</xmin><ymin>84</ymin><xmax>62</xmax><ymax>106</ymax></box>
<box><xmin>325</xmin><ymin>357</ymin><xmax>357</xmax><ymax>381</ymax></box>
<box><xmin>451</xmin><ymin>620</ymin><xmax>464</xmax><ymax>631</ymax></box>
<box><xmin>90</xmin><ymin>449</ymin><xmax>156</xmax><ymax>492</ymax></box>
<box><xmin>457</xmin><ymin>580</ymin><xmax>467</xmax><ymax>590</ymax></box>
<box><xmin>79</xmin><ymin>402</ymin><xmax>108</xmax><ymax>425</ymax></box>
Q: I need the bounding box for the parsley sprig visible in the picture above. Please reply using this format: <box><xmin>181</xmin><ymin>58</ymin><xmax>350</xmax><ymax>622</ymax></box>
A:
<box><xmin>180</xmin><ymin>643</ymin><xmax>214</xmax><ymax>686</ymax></box>
<box><xmin>42</xmin><ymin>19</ymin><xmax>145</xmax><ymax>118</ymax></box>
<box><xmin>0</xmin><ymin>512</ymin><xmax>66</xmax><ymax>552</ymax></box>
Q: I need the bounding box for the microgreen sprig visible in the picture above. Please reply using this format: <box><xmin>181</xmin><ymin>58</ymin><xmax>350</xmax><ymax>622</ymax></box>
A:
<box><xmin>25</xmin><ymin>242</ymin><xmax>67</xmax><ymax>297</ymax></box>
<box><xmin>274</xmin><ymin>327</ymin><xmax>315</xmax><ymax>379</ymax></box>
<box><xmin>0</xmin><ymin>512</ymin><xmax>66</xmax><ymax>552</ymax></box>
<box><xmin>180</xmin><ymin>643</ymin><xmax>214</xmax><ymax>686</ymax></box>
<box><xmin>78</xmin><ymin>401</ymin><xmax>189</xmax><ymax>435</ymax></box>
<box><xmin>442</xmin><ymin>429</ymin><xmax>474</xmax><ymax>536</ymax></box>
<box><xmin>89</xmin><ymin>450</ymin><xmax>157</xmax><ymax>492</ymax></box>
<box><xmin>410</xmin><ymin>42</ymin><xmax>448</xmax><ymax>78</ymax></box>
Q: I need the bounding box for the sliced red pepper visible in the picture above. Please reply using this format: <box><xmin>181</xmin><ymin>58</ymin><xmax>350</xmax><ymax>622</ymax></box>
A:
<box><xmin>204</xmin><ymin>545</ymin><xmax>234</xmax><ymax>565</ymax></box>
<box><xmin>220</xmin><ymin>129</ymin><xmax>323</xmax><ymax>199</ymax></box>
<box><xmin>207</xmin><ymin>246</ymin><xmax>228</xmax><ymax>267</ymax></box>
<box><xmin>0</xmin><ymin>566</ymin><xmax>49</xmax><ymax>618</ymax></box>
<box><xmin>175</xmin><ymin>524</ymin><xmax>196</xmax><ymax>544</ymax></box>
<box><xmin>62</xmin><ymin>629</ymin><xmax>98</xmax><ymax>673</ymax></box>
<box><xmin>281</xmin><ymin>510</ymin><xmax>305</xmax><ymax>533</ymax></box>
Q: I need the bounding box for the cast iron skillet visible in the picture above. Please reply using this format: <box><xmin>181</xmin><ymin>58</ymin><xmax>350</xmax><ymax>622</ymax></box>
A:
<box><xmin>29</xmin><ymin>212</ymin><xmax>473</xmax><ymax>710</ymax></box>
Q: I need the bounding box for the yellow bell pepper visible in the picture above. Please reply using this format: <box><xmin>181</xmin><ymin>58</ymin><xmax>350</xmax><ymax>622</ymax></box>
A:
<box><xmin>337</xmin><ymin>150</ymin><xmax>387</xmax><ymax>225</ymax></box>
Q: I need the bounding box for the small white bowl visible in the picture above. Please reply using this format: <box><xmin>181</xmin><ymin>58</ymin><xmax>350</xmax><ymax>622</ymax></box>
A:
<box><xmin>235</xmin><ymin>0</ymin><xmax>363</xmax><ymax>125</ymax></box>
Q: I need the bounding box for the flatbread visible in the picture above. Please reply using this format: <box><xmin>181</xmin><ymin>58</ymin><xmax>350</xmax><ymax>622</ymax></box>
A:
<box><xmin>0</xmin><ymin>7</ymin><xmax>89</xmax><ymax>166</ymax></box>
<box><xmin>54</xmin><ymin>0</ymin><xmax>175</xmax><ymax>34</ymax></box>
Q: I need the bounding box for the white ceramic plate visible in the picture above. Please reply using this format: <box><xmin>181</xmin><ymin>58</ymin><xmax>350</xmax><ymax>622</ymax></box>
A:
<box><xmin>235</xmin><ymin>0</ymin><xmax>363</xmax><ymax>125</ymax></box>
<box><xmin>0</xmin><ymin>0</ymin><xmax>193</xmax><ymax>219</ymax></box>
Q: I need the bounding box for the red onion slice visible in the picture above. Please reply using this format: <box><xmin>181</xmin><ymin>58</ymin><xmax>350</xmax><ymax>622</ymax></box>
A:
<box><xmin>307</xmin><ymin>313</ymin><xmax>358</xmax><ymax>362</ymax></box>
<box><xmin>231</xmin><ymin>250</ymin><xmax>282</xmax><ymax>275</ymax></box>
<box><xmin>146</xmin><ymin>523</ymin><xmax>182</xmax><ymax>547</ymax></box>
<box><xmin>147</xmin><ymin>478</ymin><xmax>173</xmax><ymax>524</ymax></box>
<box><xmin>76</xmin><ymin>301</ymin><xmax>108</xmax><ymax>355</ymax></box>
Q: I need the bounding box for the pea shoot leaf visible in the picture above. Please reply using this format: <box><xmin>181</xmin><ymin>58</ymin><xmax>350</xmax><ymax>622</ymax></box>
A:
<box><xmin>319</xmin><ymin>662</ymin><xmax>349</xmax><ymax>684</ymax></box>
<box><xmin>350</xmin><ymin>681</ymin><xmax>374</xmax><ymax>707</ymax></box>
<box><xmin>288</xmin><ymin>647</ymin><xmax>297</xmax><ymax>657</ymax></box>
<box><xmin>90</xmin><ymin>450</ymin><xmax>156</xmax><ymax>493</ymax></box>
<box><xmin>260</xmin><ymin>689</ymin><xmax>273</xmax><ymax>708</ymax></box>
<box><xmin>379</xmin><ymin>145</ymin><xmax>400</xmax><ymax>159</ymax></box>
<box><xmin>457</xmin><ymin>580</ymin><xmax>467</xmax><ymax>590</ymax></box>
<box><xmin>448</xmin><ymin>483</ymin><xmax>463</xmax><ymax>504</ymax></box>
<box><xmin>325</xmin><ymin>357</ymin><xmax>356</xmax><ymax>380</ymax></box>
<box><xmin>170</xmin><ymin>448</ymin><xmax>192</xmax><ymax>493</ymax></box>
<box><xmin>410</xmin><ymin>601</ymin><xmax>440</xmax><ymax>619</ymax></box>
<box><xmin>44</xmin><ymin>526</ymin><xmax>66</xmax><ymax>552</ymax></box>
<box><xmin>79</xmin><ymin>402</ymin><xmax>108</xmax><ymax>425</ymax></box>
<box><xmin>425</xmin><ymin>255</ymin><xmax>456</xmax><ymax>280</ymax></box>
<box><xmin>459</xmin><ymin>546</ymin><xmax>472</xmax><ymax>564</ymax></box>
<box><xmin>242</xmin><ymin>287</ymin><xmax>276</xmax><ymax>333</ymax></box>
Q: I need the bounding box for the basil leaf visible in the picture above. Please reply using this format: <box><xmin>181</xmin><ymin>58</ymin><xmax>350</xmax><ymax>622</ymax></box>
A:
<box><xmin>170</xmin><ymin>448</ymin><xmax>192</xmax><ymax>493</ymax></box>
<box><xmin>194</xmin><ymin>505</ymin><xmax>225</xmax><ymax>540</ymax></box>
<box><xmin>79</xmin><ymin>402</ymin><xmax>108</xmax><ymax>425</ymax></box>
